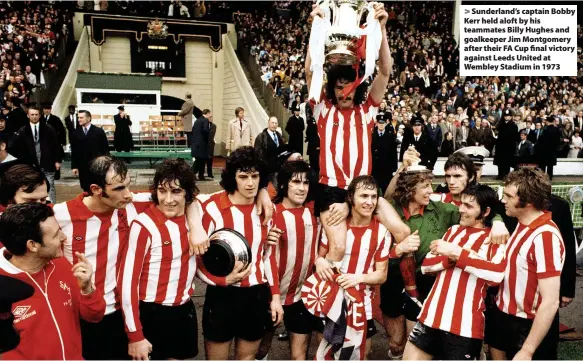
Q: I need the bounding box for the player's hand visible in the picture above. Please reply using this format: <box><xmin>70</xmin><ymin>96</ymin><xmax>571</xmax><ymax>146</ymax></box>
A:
<box><xmin>326</xmin><ymin>202</ymin><xmax>349</xmax><ymax>227</ymax></box>
<box><xmin>128</xmin><ymin>339</ymin><xmax>152</xmax><ymax>361</ymax></box>
<box><xmin>256</xmin><ymin>188</ymin><xmax>274</xmax><ymax>226</ymax></box>
<box><xmin>370</xmin><ymin>2</ymin><xmax>388</xmax><ymax>27</ymax></box>
<box><xmin>560</xmin><ymin>296</ymin><xmax>573</xmax><ymax>308</ymax></box>
<box><xmin>310</xmin><ymin>4</ymin><xmax>325</xmax><ymax>20</ymax></box>
<box><xmin>225</xmin><ymin>261</ymin><xmax>252</xmax><ymax>285</ymax></box>
<box><xmin>490</xmin><ymin>220</ymin><xmax>510</xmax><ymax>245</ymax></box>
<box><xmin>315</xmin><ymin>257</ymin><xmax>334</xmax><ymax>282</ymax></box>
<box><xmin>429</xmin><ymin>239</ymin><xmax>461</xmax><ymax>261</ymax></box>
<box><xmin>270</xmin><ymin>296</ymin><xmax>284</xmax><ymax>327</ymax></box>
<box><xmin>72</xmin><ymin>252</ymin><xmax>94</xmax><ymax>294</ymax></box>
<box><xmin>188</xmin><ymin>228</ymin><xmax>209</xmax><ymax>256</ymax></box>
<box><xmin>397</xmin><ymin>230</ymin><xmax>420</xmax><ymax>256</ymax></box>
<box><xmin>337</xmin><ymin>273</ymin><xmax>363</xmax><ymax>289</ymax></box>
<box><xmin>403</xmin><ymin>147</ymin><xmax>421</xmax><ymax>167</ymax></box>
<box><xmin>267</xmin><ymin>227</ymin><xmax>284</xmax><ymax>246</ymax></box>
<box><xmin>72</xmin><ymin>169</ymin><xmax>79</xmax><ymax>176</ymax></box>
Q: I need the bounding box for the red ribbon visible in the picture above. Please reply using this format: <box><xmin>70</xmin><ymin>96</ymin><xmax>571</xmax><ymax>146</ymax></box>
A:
<box><xmin>340</xmin><ymin>33</ymin><xmax>367</xmax><ymax>99</ymax></box>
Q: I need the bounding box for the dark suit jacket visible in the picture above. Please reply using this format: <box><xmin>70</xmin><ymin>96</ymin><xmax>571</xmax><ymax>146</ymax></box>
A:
<box><xmin>10</xmin><ymin>123</ymin><xmax>62</xmax><ymax>171</ymax></box>
<box><xmin>494</xmin><ymin>120</ymin><xmax>519</xmax><ymax>166</ymax></box>
<box><xmin>371</xmin><ymin>129</ymin><xmax>398</xmax><ymax>180</ymax></box>
<box><xmin>64</xmin><ymin>113</ymin><xmax>80</xmax><ymax>139</ymax></box>
<box><xmin>191</xmin><ymin>116</ymin><xmax>210</xmax><ymax>159</ymax></box>
<box><xmin>70</xmin><ymin>124</ymin><xmax>109</xmax><ymax>170</ymax></box>
<box><xmin>254</xmin><ymin>128</ymin><xmax>284</xmax><ymax>174</ymax></box>
<box><xmin>535</xmin><ymin>125</ymin><xmax>561</xmax><ymax>165</ymax></box>
<box><xmin>42</xmin><ymin>114</ymin><xmax>66</xmax><ymax>147</ymax></box>
<box><xmin>207</xmin><ymin>122</ymin><xmax>217</xmax><ymax>156</ymax></box>
<box><xmin>515</xmin><ymin>140</ymin><xmax>534</xmax><ymax>164</ymax></box>
<box><xmin>400</xmin><ymin>132</ymin><xmax>432</xmax><ymax>168</ymax></box>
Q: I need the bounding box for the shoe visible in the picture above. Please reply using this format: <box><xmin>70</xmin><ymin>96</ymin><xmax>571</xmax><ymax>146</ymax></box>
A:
<box><xmin>197</xmin><ymin>176</ymin><xmax>207</xmax><ymax>181</ymax></box>
<box><xmin>207</xmin><ymin>175</ymin><xmax>215</xmax><ymax>179</ymax></box>
<box><xmin>277</xmin><ymin>330</ymin><xmax>289</xmax><ymax>341</ymax></box>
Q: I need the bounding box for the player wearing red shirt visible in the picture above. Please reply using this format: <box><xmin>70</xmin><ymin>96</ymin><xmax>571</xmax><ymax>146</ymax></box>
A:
<box><xmin>305</xmin><ymin>2</ymin><xmax>409</xmax><ymax>274</ymax></box>
<box><xmin>197</xmin><ymin>147</ymin><xmax>284</xmax><ymax>360</ymax></box>
<box><xmin>0</xmin><ymin>203</ymin><xmax>105</xmax><ymax>360</ymax></box>
<box><xmin>486</xmin><ymin>168</ymin><xmax>564</xmax><ymax>360</ymax></box>
<box><xmin>404</xmin><ymin>185</ymin><xmax>507</xmax><ymax>360</ymax></box>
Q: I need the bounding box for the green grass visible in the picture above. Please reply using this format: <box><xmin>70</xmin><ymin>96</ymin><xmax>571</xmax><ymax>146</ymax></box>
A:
<box><xmin>559</xmin><ymin>341</ymin><xmax>583</xmax><ymax>359</ymax></box>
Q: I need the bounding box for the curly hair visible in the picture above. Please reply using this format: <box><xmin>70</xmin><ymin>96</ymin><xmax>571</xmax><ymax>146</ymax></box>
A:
<box><xmin>274</xmin><ymin>160</ymin><xmax>314</xmax><ymax>204</ymax></box>
<box><xmin>221</xmin><ymin>146</ymin><xmax>269</xmax><ymax>194</ymax></box>
<box><xmin>325</xmin><ymin>65</ymin><xmax>368</xmax><ymax>106</ymax></box>
<box><xmin>504</xmin><ymin>168</ymin><xmax>551</xmax><ymax>211</ymax></box>
<box><xmin>393</xmin><ymin>172</ymin><xmax>434</xmax><ymax>208</ymax></box>
<box><xmin>150</xmin><ymin>159</ymin><xmax>198</xmax><ymax>205</ymax></box>
<box><xmin>0</xmin><ymin>164</ymin><xmax>48</xmax><ymax>206</ymax></box>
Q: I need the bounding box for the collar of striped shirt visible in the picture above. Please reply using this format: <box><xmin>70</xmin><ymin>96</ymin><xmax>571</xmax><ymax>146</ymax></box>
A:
<box><xmin>522</xmin><ymin>211</ymin><xmax>552</xmax><ymax>230</ymax></box>
<box><xmin>147</xmin><ymin>203</ymin><xmax>185</xmax><ymax>226</ymax></box>
<box><xmin>69</xmin><ymin>193</ymin><xmax>111</xmax><ymax>220</ymax></box>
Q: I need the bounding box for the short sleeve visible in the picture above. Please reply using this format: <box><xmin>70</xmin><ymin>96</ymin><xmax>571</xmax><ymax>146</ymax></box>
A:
<box><xmin>530</xmin><ymin>231</ymin><xmax>564</xmax><ymax>279</ymax></box>
<box><xmin>374</xmin><ymin>227</ymin><xmax>392</xmax><ymax>262</ymax></box>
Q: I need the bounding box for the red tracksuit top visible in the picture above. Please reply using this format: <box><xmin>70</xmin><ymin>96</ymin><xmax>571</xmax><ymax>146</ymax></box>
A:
<box><xmin>0</xmin><ymin>251</ymin><xmax>105</xmax><ymax>360</ymax></box>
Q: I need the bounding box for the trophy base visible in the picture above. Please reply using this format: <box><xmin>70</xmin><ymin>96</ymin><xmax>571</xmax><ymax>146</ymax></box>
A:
<box><xmin>326</xmin><ymin>50</ymin><xmax>358</xmax><ymax>66</ymax></box>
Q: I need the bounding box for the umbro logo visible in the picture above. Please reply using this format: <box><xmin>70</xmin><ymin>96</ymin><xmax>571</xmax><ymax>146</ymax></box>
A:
<box><xmin>74</xmin><ymin>236</ymin><xmax>83</xmax><ymax>241</ymax></box>
<box><xmin>163</xmin><ymin>241</ymin><xmax>171</xmax><ymax>246</ymax></box>
<box><xmin>13</xmin><ymin>306</ymin><xmax>37</xmax><ymax>323</ymax></box>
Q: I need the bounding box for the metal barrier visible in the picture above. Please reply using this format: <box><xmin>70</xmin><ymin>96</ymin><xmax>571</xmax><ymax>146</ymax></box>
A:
<box><xmin>237</xmin><ymin>45</ymin><xmax>292</xmax><ymax>139</ymax></box>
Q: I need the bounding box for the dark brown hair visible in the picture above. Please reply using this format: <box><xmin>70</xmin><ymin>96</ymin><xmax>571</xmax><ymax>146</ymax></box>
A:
<box><xmin>504</xmin><ymin>168</ymin><xmax>551</xmax><ymax>210</ymax></box>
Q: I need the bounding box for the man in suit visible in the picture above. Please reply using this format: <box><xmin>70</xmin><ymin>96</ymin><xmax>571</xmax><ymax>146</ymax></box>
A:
<box><xmin>529</xmin><ymin>121</ymin><xmax>543</xmax><ymax>144</ymax></box>
<box><xmin>41</xmin><ymin>104</ymin><xmax>66</xmax><ymax>155</ymax></box>
<box><xmin>371</xmin><ymin>117</ymin><xmax>398</xmax><ymax>194</ymax></box>
<box><xmin>515</xmin><ymin>129</ymin><xmax>534</xmax><ymax>166</ymax></box>
<box><xmin>177</xmin><ymin>93</ymin><xmax>195</xmax><ymax>147</ymax></box>
<box><xmin>191</xmin><ymin>109</ymin><xmax>211</xmax><ymax>181</ymax></box>
<box><xmin>535</xmin><ymin>115</ymin><xmax>561</xmax><ymax>180</ymax></box>
<box><xmin>9</xmin><ymin>106</ymin><xmax>62</xmax><ymax>203</ymax></box>
<box><xmin>573</xmin><ymin>110</ymin><xmax>582</xmax><ymax>131</ymax></box>
<box><xmin>254</xmin><ymin>116</ymin><xmax>284</xmax><ymax>181</ymax></box>
<box><xmin>285</xmin><ymin>104</ymin><xmax>304</xmax><ymax>155</ymax></box>
<box><xmin>227</xmin><ymin>107</ymin><xmax>254</xmax><ymax>153</ymax></box>
<box><xmin>206</xmin><ymin>114</ymin><xmax>217</xmax><ymax>179</ymax></box>
<box><xmin>400</xmin><ymin>117</ymin><xmax>433</xmax><ymax>169</ymax></box>
<box><xmin>64</xmin><ymin>104</ymin><xmax>80</xmax><ymax>141</ymax></box>
<box><xmin>494</xmin><ymin>108</ymin><xmax>519</xmax><ymax>180</ymax></box>
<box><xmin>70</xmin><ymin>111</ymin><xmax>109</xmax><ymax>191</ymax></box>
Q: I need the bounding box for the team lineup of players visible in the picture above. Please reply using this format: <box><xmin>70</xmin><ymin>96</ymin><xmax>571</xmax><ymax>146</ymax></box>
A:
<box><xmin>0</xmin><ymin>2</ymin><xmax>567</xmax><ymax>360</ymax></box>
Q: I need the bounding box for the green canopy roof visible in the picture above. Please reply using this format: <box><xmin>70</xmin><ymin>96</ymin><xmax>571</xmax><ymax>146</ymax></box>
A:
<box><xmin>76</xmin><ymin>72</ymin><xmax>162</xmax><ymax>91</ymax></box>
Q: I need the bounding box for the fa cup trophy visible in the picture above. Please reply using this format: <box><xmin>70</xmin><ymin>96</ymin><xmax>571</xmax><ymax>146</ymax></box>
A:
<box><xmin>308</xmin><ymin>0</ymin><xmax>382</xmax><ymax>102</ymax></box>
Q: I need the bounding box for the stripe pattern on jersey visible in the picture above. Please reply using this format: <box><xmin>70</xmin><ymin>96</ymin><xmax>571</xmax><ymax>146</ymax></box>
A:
<box><xmin>419</xmin><ymin>225</ymin><xmax>506</xmax><ymax>339</ymax></box>
<box><xmin>496</xmin><ymin>212</ymin><xmax>564</xmax><ymax>319</ymax></box>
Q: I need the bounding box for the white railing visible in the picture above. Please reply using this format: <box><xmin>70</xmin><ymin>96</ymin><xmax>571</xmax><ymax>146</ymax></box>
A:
<box><xmin>52</xmin><ymin>27</ymin><xmax>90</xmax><ymax>122</ymax></box>
<box><xmin>223</xmin><ymin>35</ymin><xmax>269</xmax><ymax>142</ymax></box>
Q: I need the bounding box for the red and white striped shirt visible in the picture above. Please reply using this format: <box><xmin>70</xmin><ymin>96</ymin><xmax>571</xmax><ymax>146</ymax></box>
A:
<box><xmin>118</xmin><ymin>204</ymin><xmax>196</xmax><ymax>342</ymax></box>
<box><xmin>196</xmin><ymin>191</ymin><xmax>280</xmax><ymax>294</ymax></box>
<box><xmin>419</xmin><ymin>225</ymin><xmax>506</xmax><ymax>339</ymax></box>
<box><xmin>430</xmin><ymin>192</ymin><xmax>461</xmax><ymax>207</ymax></box>
<box><xmin>496</xmin><ymin>212</ymin><xmax>564</xmax><ymax>319</ymax></box>
<box><xmin>273</xmin><ymin>202</ymin><xmax>320</xmax><ymax>305</ymax></box>
<box><xmin>54</xmin><ymin>192</ymin><xmax>152</xmax><ymax>315</ymax></box>
<box><xmin>321</xmin><ymin>218</ymin><xmax>391</xmax><ymax>319</ymax></box>
<box><xmin>311</xmin><ymin>96</ymin><xmax>379</xmax><ymax>189</ymax></box>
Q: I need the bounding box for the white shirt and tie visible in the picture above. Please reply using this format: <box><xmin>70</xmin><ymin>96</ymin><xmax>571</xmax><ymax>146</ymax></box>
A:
<box><xmin>30</xmin><ymin>122</ymin><xmax>39</xmax><ymax>142</ymax></box>
<box><xmin>83</xmin><ymin>124</ymin><xmax>91</xmax><ymax>136</ymax></box>
<box><xmin>271</xmin><ymin>130</ymin><xmax>279</xmax><ymax>146</ymax></box>
<box><xmin>414</xmin><ymin>134</ymin><xmax>421</xmax><ymax>142</ymax></box>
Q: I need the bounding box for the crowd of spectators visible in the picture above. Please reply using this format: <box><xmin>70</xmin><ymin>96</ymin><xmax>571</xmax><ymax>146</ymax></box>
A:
<box><xmin>236</xmin><ymin>1</ymin><xmax>583</xmax><ymax>160</ymax></box>
<box><xmin>0</xmin><ymin>1</ymin><xmax>73</xmax><ymax>108</ymax></box>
